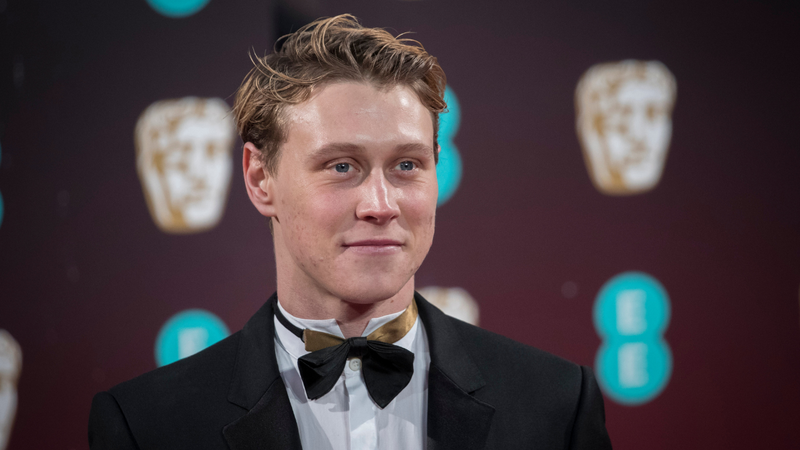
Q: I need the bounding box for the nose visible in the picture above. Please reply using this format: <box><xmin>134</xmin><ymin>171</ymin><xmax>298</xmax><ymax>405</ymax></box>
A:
<box><xmin>355</xmin><ymin>169</ymin><xmax>400</xmax><ymax>225</ymax></box>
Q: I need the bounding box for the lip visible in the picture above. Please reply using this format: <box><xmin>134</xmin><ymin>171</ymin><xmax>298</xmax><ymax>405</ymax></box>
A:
<box><xmin>343</xmin><ymin>239</ymin><xmax>403</xmax><ymax>255</ymax></box>
<box><xmin>344</xmin><ymin>239</ymin><xmax>403</xmax><ymax>246</ymax></box>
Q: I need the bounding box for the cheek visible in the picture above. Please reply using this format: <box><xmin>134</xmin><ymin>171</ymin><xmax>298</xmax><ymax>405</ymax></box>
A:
<box><xmin>401</xmin><ymin>187</ymin><xmax>437</xmax><ymax>239</ymax></box>
<box><xmin>281</xmin><ymin>190</ymin><xmax>351</xmax><ymax>246</ymax></box>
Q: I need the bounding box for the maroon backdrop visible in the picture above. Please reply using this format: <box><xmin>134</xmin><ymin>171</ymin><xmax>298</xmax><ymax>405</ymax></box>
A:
<box><xmin>1</xmin><ymin>0</ymin><xmax>799</xmax><ymax>448</ymax></box>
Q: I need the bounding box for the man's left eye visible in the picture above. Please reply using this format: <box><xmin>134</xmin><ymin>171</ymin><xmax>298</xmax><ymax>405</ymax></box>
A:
<box><xmin>397</xmin><ymin>161</ymin><xmax>415</xmax><ymax>171</ymax></box>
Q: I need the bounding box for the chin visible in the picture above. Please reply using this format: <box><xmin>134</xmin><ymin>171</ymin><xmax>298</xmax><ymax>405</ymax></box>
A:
<box><xmin>330</xmin><ymin>273</ymin><xmax>413</xmax><ymax>305</ymax></box>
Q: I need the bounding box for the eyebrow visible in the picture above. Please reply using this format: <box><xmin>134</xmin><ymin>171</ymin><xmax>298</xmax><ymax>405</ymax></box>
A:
<box><xmin>395</xmin><ymin>142</ymin><xmax>435</xmax><ymax>156</ymax></box>
<box><xmin>310</xmin><ymin>142</ymin><xmax>434</xmax><ymax>159</ymax></box>
<box><xmin>310</xmin><ymin>142</ymin><xmax>365</xmax><ymax>160</ymax></box>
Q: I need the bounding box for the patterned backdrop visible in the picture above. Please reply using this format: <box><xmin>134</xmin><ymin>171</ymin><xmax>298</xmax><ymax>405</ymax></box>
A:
<box><xmin>1</xmin><ymin>0</ymin><xmax>799</xmax><ymax>448</ymax></box>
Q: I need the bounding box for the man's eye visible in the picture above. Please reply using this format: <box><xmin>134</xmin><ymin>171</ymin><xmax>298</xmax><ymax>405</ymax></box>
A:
<box><xmin>334</xmin><ymin>163</ymin><xmax>351</xmax><ymax>173</ymax></box>
<box><xmin>397</xmin><ymin>161</ymin><xmax>415</xmax><ymax>171</ymax></box>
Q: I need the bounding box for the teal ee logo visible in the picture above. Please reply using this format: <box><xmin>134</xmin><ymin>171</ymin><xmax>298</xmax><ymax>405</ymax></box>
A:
<box><xmin>593</xmin><ymin>271</ymin><xmax>672</xmax><ymax>405</ymax></box>
<box><xmin>146</xmin><ymin>0</ymin><xmax>211</xmax><ymax>18</ymax></box>
<box><xmin>155</xmin><ymin>309</ymin><xmax>229</xmax><ymax>367</ymax></box>
<box><xmin>437</xmin><ymin>86</ymin><xmax>462</xmax><ymax>206</ymax></box>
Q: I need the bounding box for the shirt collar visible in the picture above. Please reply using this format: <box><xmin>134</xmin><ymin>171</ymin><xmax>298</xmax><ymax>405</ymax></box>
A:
<box><xmin>275</xmin><ymin>300</ymin><xmax>417</xmax><ymax>360</ymax></box>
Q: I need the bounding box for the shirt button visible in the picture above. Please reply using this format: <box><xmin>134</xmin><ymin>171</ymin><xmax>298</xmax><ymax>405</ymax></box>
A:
<box><xmin>349</xmin><ymin>358</ymin><xmax>362</xmax><ymax>371</ymax></box>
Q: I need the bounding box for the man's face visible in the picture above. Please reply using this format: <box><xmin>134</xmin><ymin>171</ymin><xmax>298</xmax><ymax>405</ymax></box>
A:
<box><xmin>268</xmin><ymin>82</ymin><xmax>438</xmax><ymax>303</ymax></box>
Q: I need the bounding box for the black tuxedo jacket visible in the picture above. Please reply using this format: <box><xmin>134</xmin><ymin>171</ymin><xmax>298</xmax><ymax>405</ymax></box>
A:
<box><xmin>89</xmin><ymin>293</ymin><xmax>612</xmax><ymax>449</ymax></box>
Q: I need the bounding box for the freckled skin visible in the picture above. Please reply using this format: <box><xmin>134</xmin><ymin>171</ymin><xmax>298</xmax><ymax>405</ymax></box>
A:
<box><xmin>243</xmin><ymin>82</ymin><xmax>438</xmax><ymax>336</ymax></box>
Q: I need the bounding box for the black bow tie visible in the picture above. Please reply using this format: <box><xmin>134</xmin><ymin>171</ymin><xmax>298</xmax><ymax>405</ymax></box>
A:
<box><xmin>273</xmin><ymin>298</ymin><xmax>417</xmax><ymax>409</ymax></box>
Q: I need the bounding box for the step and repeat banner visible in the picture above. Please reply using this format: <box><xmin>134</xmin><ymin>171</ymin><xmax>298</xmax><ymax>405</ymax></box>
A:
<box><xmin>1</xmin><ymin>0</ymin><xmax>799</xmax><ymax>448</ymax></box>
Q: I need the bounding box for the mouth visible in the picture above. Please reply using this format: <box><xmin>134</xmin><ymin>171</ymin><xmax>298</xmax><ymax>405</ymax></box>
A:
<box><xmin>343</xmin><ymin>239</ymin><xmax>403</xmax><ymax>255</ymax></box>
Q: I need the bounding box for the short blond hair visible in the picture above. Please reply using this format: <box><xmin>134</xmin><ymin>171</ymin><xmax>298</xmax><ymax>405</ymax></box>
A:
<box><xmin>233</xmin><ymin>14</ymin><xmax>447</xmax><ymax>174</ymax></box>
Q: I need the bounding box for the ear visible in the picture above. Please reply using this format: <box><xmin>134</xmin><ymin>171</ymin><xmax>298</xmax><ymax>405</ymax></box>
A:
<box><xmin>243</xmin><ymin>142</ymin><xmax>277</xmax><ymax>218</ymax></box>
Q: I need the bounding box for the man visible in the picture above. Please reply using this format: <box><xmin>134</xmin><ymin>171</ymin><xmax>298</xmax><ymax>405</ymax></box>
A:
<box><xmin>89</xmin><ymin>15</ymin><xmax>612</xmax><ymax>449</ymax></box>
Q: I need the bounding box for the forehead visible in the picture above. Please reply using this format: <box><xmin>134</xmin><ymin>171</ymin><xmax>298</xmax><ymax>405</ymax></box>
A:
<box><xmin>282</xmin><ymin>81</ymin><xmax>434</xmax><ymax>152</ymax></box>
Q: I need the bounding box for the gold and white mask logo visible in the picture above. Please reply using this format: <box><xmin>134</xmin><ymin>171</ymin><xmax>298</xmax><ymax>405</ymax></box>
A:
<box><xmin>0</xmin><ymin>330</ymin><xmax>21</xmax><ymax>450</ymax></box>
<box><xmin>417</xmin><ymin>286</ymin><xmax>480</xmax><ymax>326</ymax></box>
<box><xmin>135</xmin><ymin>97</ymin><xmax>235</xmax><ymax>233</ymax></box>
<box><xmin>576</xmin><ymin>60</ymin><xmax>677</xmax><ymax>195</ymax></box>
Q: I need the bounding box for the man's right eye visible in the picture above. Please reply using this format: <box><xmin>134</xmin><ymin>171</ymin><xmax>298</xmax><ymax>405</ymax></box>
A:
<box><xmin>334</xmin><ymin>163</ymin><xmax>351</xmax><ymax>173</ymax></box>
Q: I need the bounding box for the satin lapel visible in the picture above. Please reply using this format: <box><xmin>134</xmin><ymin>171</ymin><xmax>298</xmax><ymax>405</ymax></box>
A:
<box><xmin>223</xmin><ymin>377</ymin><xmax>302</xmax><ymax>450</ymax></box>
<box><xmin>224</xmin><ymin>294</ymin><xmax>302</xmax><ymax>450</ymax></box>
<box><xmin>415</xmin><ymin>293</ymin><xmax>496</xmax><ymax>450</ymax></box>
<box><xmin>426</xmin><ymin>366</ymin><xmax>495</xmax><ymax>450</ymax></box>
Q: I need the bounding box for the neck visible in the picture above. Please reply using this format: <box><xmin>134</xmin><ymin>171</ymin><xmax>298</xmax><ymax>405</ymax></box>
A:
<box><xmin>277</xmin><ymin>278</ymin><xmax>415</xmax><ymax>339</ymax></box>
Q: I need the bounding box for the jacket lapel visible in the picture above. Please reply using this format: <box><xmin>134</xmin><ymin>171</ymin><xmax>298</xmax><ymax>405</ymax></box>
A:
<box><xmin>223</xmin><ymin>295</ymin><xmax>302</xmax><ymax>450</ymax></box>
<box><xmin>415</xmin><ymin>293</ymin><xmax>496</xmax><ymax>450</ymax></box>
<box><xmin>221</xmin><ymin>292</ymin><xmax>495</xmax><ymax>450</ymax></box>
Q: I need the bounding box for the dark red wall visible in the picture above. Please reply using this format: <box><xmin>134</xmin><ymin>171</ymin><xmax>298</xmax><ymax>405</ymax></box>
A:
<box><xmin>1</xmin><ymin>0</ymin><xmax>799</xmax><ymax>448</ymax></box>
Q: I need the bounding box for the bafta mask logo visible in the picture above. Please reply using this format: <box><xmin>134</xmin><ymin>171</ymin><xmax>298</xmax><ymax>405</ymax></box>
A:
<box><xmin>135</xmin><ymin>97</ymin><xmax>235</xmax><ymax>234</ymax></box>
<box><xmin>417</xmin><ymin>286</ymin><xmax>480</xmax><ymax>326</ymax></box>
<box><xmin>0</xmin><ymin>330</ymin><xmax>21</xmax><ymax>450</ymax></box>
<box><xmin>575</xmin><ymin>60</ymin><xmax>677</xmax><ymax>195</ymax></box>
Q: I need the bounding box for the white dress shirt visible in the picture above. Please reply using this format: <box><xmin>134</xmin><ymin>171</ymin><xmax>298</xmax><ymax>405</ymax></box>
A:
<box><xmin>274</xmin><ymin>301</ymin><xmax>431</xmax><ymax>450</ymax></box>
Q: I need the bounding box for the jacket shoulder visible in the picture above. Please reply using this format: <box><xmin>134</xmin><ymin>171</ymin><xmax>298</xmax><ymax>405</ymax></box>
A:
<box><xmin>110</xmin><ymin>330</ymin><xmax>242</xmax><ymax>404</ymax></box>
<box><xmin>442</xmin><ymin>316</ymin><xmax>587</xmax><ymax>419</ymax></box>
<box><xmin>448</xmin><ymin>317</ymin><xmax>582</xmax><ymax>380</ymax></box>
<box><xmin>97</xmin><ymin>332</ymin><xmax>246</xmax><ymax>448</ymax></box>
<box><xmin>441</xmin><ymin>318</ymin><xmax>607</xmax><ymax>447</ymax></box>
